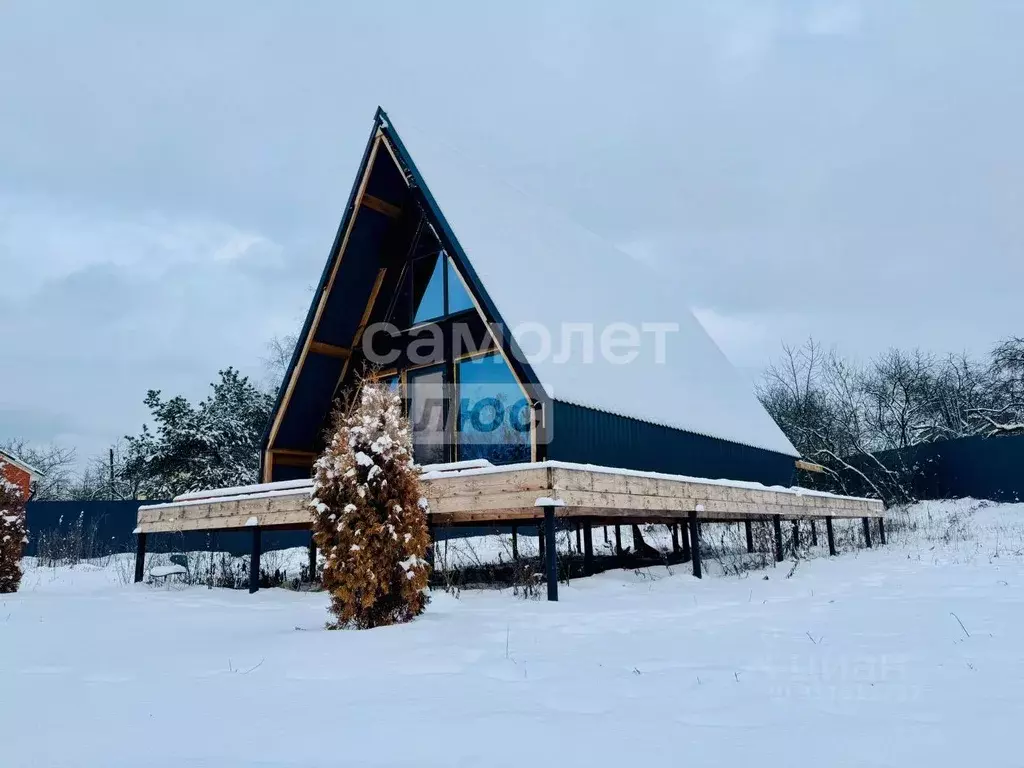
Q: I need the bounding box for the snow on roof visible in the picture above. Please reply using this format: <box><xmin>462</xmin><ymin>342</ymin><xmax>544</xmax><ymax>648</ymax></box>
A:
<box><xmin>0</xmin><ymin>449</ymin><xmax>44</xmax><ymax>479</ymax></box>
<box><xmin>384</xmin><ymin>111</ymin><xmax>798</xmax><ymax>458</ymax></box>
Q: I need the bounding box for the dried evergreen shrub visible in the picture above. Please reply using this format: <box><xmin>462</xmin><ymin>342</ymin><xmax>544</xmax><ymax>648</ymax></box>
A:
<box><xmin>0</xmin><ymin>463</ymin><xmax>28</xmax><ymax>593</ymax></box>
<box><xmin>310</xmin><ymin>381</ymin><xmax>431</xmax><ymax>629</ymax></box>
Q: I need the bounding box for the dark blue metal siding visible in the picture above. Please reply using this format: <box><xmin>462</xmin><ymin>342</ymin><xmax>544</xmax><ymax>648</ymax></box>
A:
<box><xmin>314</xmin><ymin>212</ymin><xmax>391</xmax><ymax>348</ymax></box>
<box><xmin>271</xmin><ymin>464</ymin><xmax>314</xmax><ymax>483</ymax></box>
<box><xmin>273</xmin><ymin>353</ymin><xmax>344</xmax><ymax>450</ymax></box>
<box><xmin>548</xmin><ymin>401</ymin><xmax>795</xmax><ymax>487</ymax></box>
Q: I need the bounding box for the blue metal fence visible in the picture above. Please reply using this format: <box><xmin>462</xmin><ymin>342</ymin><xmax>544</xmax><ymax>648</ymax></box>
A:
<box><xmin>827</xmin><ymin>434</ymin><xmax>1024</xmax><ymax>503</ymax></box>
<box><xmin>23</xmin><ymin>500</ymin><xmax>541</xmax><ymax>558</ymax></box>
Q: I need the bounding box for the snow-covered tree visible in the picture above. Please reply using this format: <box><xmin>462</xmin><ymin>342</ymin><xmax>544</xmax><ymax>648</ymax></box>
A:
<box><xmin>124</xmin><ymin>367</ymin><xmax>274</xmax><ymax>497</ymax></box>
<box><xmin>310</xmin><ymin>380</ymin><xmax>431</xmax><ymax>629</ymax></box>
<box><xmin>981</xmin><ymin>337</ymin><xmax>1024</xmax><ymax>436</ymax></box>
<box><xmin>0</xmin><ymin>462</ymin><xmax>27</xmax><ymax>593</ymax></box>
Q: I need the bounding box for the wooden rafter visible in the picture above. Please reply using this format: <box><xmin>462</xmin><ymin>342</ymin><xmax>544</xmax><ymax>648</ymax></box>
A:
<box><xmin>361</xmin><ymin>193</ymin><xmax>402</xmax><ymax>219</ymax></box>
<box><xmin>308</xmin><ymin>341</ymin><xmax>351</xmax><ymax>359</ymax></box>
<box><xmin>795</xmin><ymin>460</ymin><xmax>826</xmax><ymax>474</ymax></box>
<box><xmin>263</xmin><ymin>133</ymin><xmax>385</xmax><ymax>481</ymax></box>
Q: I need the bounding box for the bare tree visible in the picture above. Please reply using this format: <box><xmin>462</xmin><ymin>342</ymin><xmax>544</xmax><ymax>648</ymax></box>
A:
<box><xmin>860</xmin><ymin>349</ymin><xmax>936</xmax><ymax>451</ymax></box>
<box><xmin>0</xmin><ymin>438</ymin><xmax>77</xmax><ymax>500</ymax></box>
<box><xmin>262</xmin><ymin>333</ymin><xmax>299</xmax><ymax>396</ymax></box>
<box><xmin>64</xmin><ymin>441</ymin><xmax>145</xmax><ymax>501</ymax></box>
<box><xmin>979</xmin><ymin>337</ymin><xmax>1024</xmax><ymax>435</ymax></box>
<box><xmin>760</xmin><ymin>335</ymin><xmax>1024</xmax><ymax>505</ymax></box>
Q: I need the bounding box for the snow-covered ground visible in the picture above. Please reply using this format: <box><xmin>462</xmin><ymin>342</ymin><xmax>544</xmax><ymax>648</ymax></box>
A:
<box><xmin>4</xmin><ymin>499</ymin><xmax>1024</xmax><ymax>767</ymax></box>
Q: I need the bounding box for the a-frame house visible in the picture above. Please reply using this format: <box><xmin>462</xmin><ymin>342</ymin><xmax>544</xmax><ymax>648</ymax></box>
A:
<box><xmin>262</xmin><ymin>108</ymin><xmax>800</xmax><ymax>486</ymax></box>
<box><xmin>136</xmin><ymin>109</ymin><xmax>883</xmax><ymax>597</ymax></box>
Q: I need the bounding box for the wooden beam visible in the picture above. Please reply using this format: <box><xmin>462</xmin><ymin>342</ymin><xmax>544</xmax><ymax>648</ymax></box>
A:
<box><xmin>271</xmin><ymin>449</ymin><xmax>317</xmax><ymax>458</ymax></box>
<box><xmin>795</xmin><ymin>460</ymin><xmax>826</xmax><ymax>473</ymax></box>
<box><xmin>272</xmin><ymin>454</ymin><xmax>315</xmax><ymax>469</ymax></box>
<box><xmin>308</xmin><ymin>341</ymin><xmax>351</xmax><ymax>359</ymax></box>
<box><xmin>139</xmin><ymin>464</ymin><xmax>884</xmax><ymax>536</ymax></box>
<box><xmin>335</xmin><ymin>266</ymin><xmax>388</xmax><ymax>399</ymax></box>
<box><xmin>360</xmin><ymin>193</ymin><xmax>402</xmax><ymax>219</ymax></box>
<box><xmin>263</xmin><ymin>135</ymin><xmax>386</xmax><ymax>479</ymax></box>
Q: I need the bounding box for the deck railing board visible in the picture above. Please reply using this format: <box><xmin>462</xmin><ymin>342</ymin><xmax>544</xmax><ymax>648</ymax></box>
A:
<box><xmin>136</xmin><ymin>463</ymin><xmax>883</xmax><ymax>535</ymax></box>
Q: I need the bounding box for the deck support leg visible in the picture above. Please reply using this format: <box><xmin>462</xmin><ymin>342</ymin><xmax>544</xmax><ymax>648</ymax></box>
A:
<box><xmin>810</xmin><ymin>519</ymin><xmax>818</xmax><ymax>547</ymax></box>
<box><xmin>826</xmin><ymin>517</ymin><xmax>836</xmax><ymax>556</ymax></box>
<box><xmin>538</xmin><ymin>525</ymin><xmax>546</xmax><ymax>564</ymax></box>
<box><xmin>878</xmin><ymin>517</ymin><xmax>886</xmax><ymax>545</ymax></box>
<box><xmin>511</xmin><ymin>525</ymin><xmax>519</xmax><ymax>560</ymax></box>
<box><xmin>249</xmin><ymin>526</ymin><xmax>261</xmax><ymax>594</ymax></box>
<box><xmin>773</xmin><ymin>515</ymin><xmax>784</xmax><ymax>562</ymax></box>
<box><xmin>681</xmin><ymin>518</ymin><xmax>691</xmax><ymax>561</ymax></box>
<box><xmin>575</xmin><ymin>522</ymin><xmax>582</xmax><ymax>554</ymax></box>
<box><xmin>425</xmin><ymin>524</ymin><xmax>435</xmax><ymax>571</ymax></box>
<box><xmin>671</xmin><ymin>524</ymin><xmax>681</xmax><ymax>554</ymax></box>
<box><xmin>134</xmin><ymin>532</ymin><xmax>147</xmax><ymax>583</ymax></box>
<box><xmin>791</xmin><ymin>520</ymin><xmax>800</xmax><ymax>553</ymax></box>
<box><xmin>544</xmin><ymin>506</ymin><xmax>558</xmax><ymax>602</ymax></box>
<box><xmin>614</xmin><ymin>525</ymin><xmax>623</xmax><ymax>556</ymax></box>
<box><xmin>744</xmin><ymin>520</ymin><xmax>754</xmax><ymax>553</ymax></box>
<box><xmin>862</xmin><ymin>517</ymin><xmax>872</xmax><ymax>549</ymax></box>
<box><xmin>603</xmin><ymin>526</ymin><xmax>609</xmax><ymax>544</ymax></box>
<box><xmin>583</xmin><ymin>519</ymin><xmax>594</xmax><ymax>576</ymax></box>
<box><xmin>308</xmin><ymin>533</ymin><xmax>317</xmax><ymax>583</ymax></box>
<box><xmin>688</xmin><ymin>510</ymin><xmax>702</xmax><ymax>579</ymax></box>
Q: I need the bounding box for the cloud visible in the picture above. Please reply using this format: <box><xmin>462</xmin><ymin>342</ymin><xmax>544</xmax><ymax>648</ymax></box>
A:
<box><xmin>0</xmin><ymin>196</ymin><xmax>311</xmax><ymax>464</ymax></box>
<box><xmin>1</xmin><ymin>0</ymin><xmax>1023</xmax><ymax>465</ymax></box>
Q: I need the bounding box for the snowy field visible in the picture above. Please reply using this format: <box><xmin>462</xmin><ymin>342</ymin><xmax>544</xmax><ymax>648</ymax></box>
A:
<box><xmin>4</xmin><ymin>500</ymin><xmax>1024</xmax><ymax>767</ymax></box>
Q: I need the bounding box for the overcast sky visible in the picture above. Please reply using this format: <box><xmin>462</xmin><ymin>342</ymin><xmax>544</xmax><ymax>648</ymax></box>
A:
<box><xmin>2</xmin><ymin>1</ymin><xmax>1022</xmax><ymax>465</ymax></box>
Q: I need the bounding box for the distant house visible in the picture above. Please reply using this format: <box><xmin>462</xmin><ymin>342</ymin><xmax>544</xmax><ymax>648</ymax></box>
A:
<box><xmin>0</xmin><ymin>449</ymin><xmax>43</xmax><ymax>499</ymax></box>
<box><xmin>262</xmin><ymin>108</ymin><xmax>801</xmax><ymax>486</ymax></box>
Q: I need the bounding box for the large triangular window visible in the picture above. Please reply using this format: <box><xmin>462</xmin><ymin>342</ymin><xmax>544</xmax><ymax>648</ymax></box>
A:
<box><xmin>445</xmin><ymin>257</ymin><xmax>474</xmax><ymax>315</ymax></box>
<box><xmin>397</xmin><ymin>250</ymin><xmax>475</xmax><ymax>327</ymax></box>
<box><xmin>412</xmin><ymin>254</ymin><xmax>446</xmax><ymax>324</ymax></box>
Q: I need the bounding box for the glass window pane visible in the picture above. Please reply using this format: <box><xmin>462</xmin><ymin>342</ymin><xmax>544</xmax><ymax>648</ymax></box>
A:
<box><xmin>408</xmin><ymin>366</ymin><xmax>448</xmax><ymax>465</ymax></box>
<box><xmin>446</xmin><ymin>257</ymin><xmax>475</xmax><ymax>315</ymax></box>
<box><xmin>412</xmin><ymin>254</ymin><xmax>445</xmax><ymax>324</ymax></box>
<box><xmin>457</xmin><ymin>354</ymin><xmax>531</xmax><ymax>465</ymax></box>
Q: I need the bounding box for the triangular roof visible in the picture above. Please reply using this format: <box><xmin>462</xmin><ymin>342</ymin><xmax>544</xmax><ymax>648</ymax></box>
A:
<box><xmin>383</xmin><ymin>110</ymin><xmax>797</xmax><ymax>457</ymax></box>
<box><xmin>264</xmin><ymin>108</ymin><xmax>798</xmax><ymax>470</ymax></box>
<box><xmin>0</xmin><ymin>448</ymin><xmax>44</xmax><ymax>479</ymax></box>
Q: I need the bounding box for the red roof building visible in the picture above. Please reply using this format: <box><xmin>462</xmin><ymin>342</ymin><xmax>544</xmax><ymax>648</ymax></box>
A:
<box><xmin>0</xmin><ymin>449</ymin><xmax>43</xmax><ymax>499</ymax></box>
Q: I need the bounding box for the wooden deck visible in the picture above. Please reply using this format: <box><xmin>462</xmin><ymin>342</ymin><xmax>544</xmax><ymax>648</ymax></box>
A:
<box><xmin>134</xmin><ymin>461</ymin><xmax>885</xmax><ymax>598</ymax></box>
<box><xmin>136</xmin><ymin>461</ymin><xmax>883</xmax><ymax>535</ymax></box>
